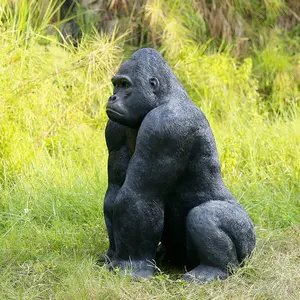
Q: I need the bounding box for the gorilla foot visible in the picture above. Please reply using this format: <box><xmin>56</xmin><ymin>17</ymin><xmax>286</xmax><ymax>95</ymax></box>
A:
<box><xmin>182</xmin><ymin>265</ymin><xmax>228</xmax><ymax>284</ymax></box>
<box><xmin>108</xmin><ymin>259</ymin><xmax>156</xmax><ymax>279</ymax></box>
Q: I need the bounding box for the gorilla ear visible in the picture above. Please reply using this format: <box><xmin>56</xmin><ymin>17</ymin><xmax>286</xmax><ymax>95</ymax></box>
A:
<box><xmin>149</xmin><ymin>77</ymin><xmax>160</xmax><ymax>92</ymax></box>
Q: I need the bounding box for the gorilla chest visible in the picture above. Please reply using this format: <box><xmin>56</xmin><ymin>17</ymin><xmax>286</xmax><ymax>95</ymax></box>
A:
<box><xmin>126</xmin><ymin>128</ymin><xmax>138</xmax><ymax>155</ymax></box>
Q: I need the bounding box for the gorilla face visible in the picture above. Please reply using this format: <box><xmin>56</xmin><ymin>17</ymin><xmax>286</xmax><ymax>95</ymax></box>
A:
<box><xmin>106</xmin><ymin>60</ymin><xmax>160</xmax><ymax>128</ymax></box>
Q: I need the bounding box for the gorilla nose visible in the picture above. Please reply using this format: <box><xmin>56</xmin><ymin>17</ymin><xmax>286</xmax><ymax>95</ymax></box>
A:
<box><xmin>109</xmin><ymin>95</ymin><xmax>117</xmax><ymax>102</ymax></box>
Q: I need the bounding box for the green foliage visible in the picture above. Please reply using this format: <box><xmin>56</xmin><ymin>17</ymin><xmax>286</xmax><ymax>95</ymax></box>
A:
<box><xmin>0</xmin><ymin>0</ymin><xmax>300</xmax><ymax>299</ymax></box>
<box><xmin>0</xmin><ymin>0</ymin><xmax>64</xmax><ymax>44</ymax></box>
<box><xmin>172</xmin><ymin>48</ymin><xmax>259</xmax><ymax>121</ymax></box>
<box><xmin>253</xmin><ymin>30</ymin><xmax>300</xmax><ymax>115</ymax></box>
<box><xmin>0</xmin><ymin>21</ymin><xmax>126</xmax><ymax>185</ymax></box>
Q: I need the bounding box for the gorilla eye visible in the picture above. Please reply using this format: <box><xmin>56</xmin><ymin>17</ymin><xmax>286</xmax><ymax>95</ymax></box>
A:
<box><xmin>121</xmin><ymin>81</ymin><xmax>130</xmax><ymax>89</ymax></box>
<box><xmin>111</xmin><ymin>76</ymin><xmax>132</xmax><ymax>90</ymax></box>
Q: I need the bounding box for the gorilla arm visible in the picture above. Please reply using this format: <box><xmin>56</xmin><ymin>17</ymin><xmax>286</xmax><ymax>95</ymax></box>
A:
<box><xmin>111</xmin><ymin>109</ymin><xmax>194</xmax><ymax>270</ymax></box>
<box><xmin>104</xmin><ymin>120</ymin><xmax>131</xmax><ymax>259</ymax></box>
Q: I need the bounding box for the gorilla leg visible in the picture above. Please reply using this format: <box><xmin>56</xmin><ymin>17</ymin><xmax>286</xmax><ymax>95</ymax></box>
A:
<box><xmin>111</xmin><ymin>188</ymin><xmax>164</xmax><ymax>279</ymax></box>
<box><xmin>104</xmin><ymin>121</ymin><xmax>132</xmax><ymax>261</ymax></box>
<box><xmin>103</xmin><ymin>185</ymin><xmax>119</xmax><ymax>261</ymax></box>
<box><xmin>183</xmin><ymin>201</ymin><xmax>255</xmax><ymax>283</ymax></box>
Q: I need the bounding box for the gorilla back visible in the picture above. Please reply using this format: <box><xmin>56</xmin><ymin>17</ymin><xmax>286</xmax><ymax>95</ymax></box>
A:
<box><xmin>104</xmin><ymin>48</ymin><xmax>256</xmax><ymax>283</ymax></box>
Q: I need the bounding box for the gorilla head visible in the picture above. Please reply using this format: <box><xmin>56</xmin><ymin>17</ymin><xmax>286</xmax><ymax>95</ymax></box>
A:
<box><xmin>106</xmin><ymin>48</ymin><xmax>180</xmax><ymax>128</ymax></box>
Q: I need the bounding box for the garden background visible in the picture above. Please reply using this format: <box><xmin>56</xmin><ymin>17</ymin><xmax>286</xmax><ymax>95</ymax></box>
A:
<box><xmin>0</xmin><ymin>0</ymin><xmax>299</xmax><ymax>298</ymax></box>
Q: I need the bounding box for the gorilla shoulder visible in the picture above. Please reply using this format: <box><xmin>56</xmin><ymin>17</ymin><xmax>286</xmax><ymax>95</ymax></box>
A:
<box><xmin>139</xmin><ymin>103</ymin><xmax>197</xmax><ymax>143</ymax></box>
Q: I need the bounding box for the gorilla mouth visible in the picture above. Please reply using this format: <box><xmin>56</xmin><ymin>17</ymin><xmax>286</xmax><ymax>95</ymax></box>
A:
<box><xmin>106</xmin><ymin>108</ymin><xmax>124</xmax><ymax>117</ymax></box>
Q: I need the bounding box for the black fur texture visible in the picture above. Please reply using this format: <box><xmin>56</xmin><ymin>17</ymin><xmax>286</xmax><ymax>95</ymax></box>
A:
<box><xmin>104</xmin><ymin>48</ymin><xmax>256</xmax><ymax>283</ymax></box>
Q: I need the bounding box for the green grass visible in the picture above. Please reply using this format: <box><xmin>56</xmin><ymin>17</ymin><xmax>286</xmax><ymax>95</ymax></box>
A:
<box><xmin>0</xmin><ymin>1</ymin><xmax>300</xmax><ymax>299</ymax></box>
<box><xmin>0</xmin><ymin>171</ymin><xmax>299</xmax><ymax>298</ymax></box>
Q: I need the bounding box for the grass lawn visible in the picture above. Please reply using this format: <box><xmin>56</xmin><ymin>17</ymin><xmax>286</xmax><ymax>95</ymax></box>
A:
<box><xmin>0</xmin><ymin>178</ymin><xmax>299</xmax><ymax>298</ymax></box>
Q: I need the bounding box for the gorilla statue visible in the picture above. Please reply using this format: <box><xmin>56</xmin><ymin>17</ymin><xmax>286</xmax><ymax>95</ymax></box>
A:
<box><xmin>104</xmin><ymin>48</ymin><xmax>256</xmax><ymax>283</ymax></box>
